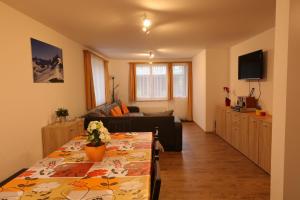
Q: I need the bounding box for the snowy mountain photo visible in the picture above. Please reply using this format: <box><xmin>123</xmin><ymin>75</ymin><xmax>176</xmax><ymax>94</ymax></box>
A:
<box><xmin>31</xmin><ymin>38</ymin><xmax>64</xmax><ymax>83</ymax></box>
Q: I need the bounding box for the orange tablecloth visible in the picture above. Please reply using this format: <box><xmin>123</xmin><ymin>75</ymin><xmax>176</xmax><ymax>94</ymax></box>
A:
<box><xmin>0</xmin><ymin>132</ymin><xmax>152</xmax><ymax>199</ymax></box>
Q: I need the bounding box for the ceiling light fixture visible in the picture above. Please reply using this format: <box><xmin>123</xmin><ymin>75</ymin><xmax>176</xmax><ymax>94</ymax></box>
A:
<box><xmin>142</xmin><ymin>14</ymin><xmax>152</xmax><ymax>33</ymax></box>
<box><xmin>149</xmin><ymin>51</ymin><xmax>154</xmax><ymax>59</ymax></box>
<box><xmin>143</xmin><ymin>18</ymin><xmax>152</xmax><ymax>28</ymax></box>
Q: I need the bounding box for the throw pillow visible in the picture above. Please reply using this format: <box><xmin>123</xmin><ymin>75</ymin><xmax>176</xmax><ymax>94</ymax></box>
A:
<box><xmin>114</xmin><ymin>106</ymin><xmax>123</xmax><ymax>116</ymax></box>
<box><xmin>110</xmin><ymin>109</ymin><xmax>117</xmax><ymax>116</ymax></box>
<box><xmin>121</xmin><ymin>102</ymin><xmax>130</xmax><ymax>114</ymax></box>
<box><xmin>111</xmin><ymin>106</ymin><xmax>123</xmax><ymax>117</ymax></box>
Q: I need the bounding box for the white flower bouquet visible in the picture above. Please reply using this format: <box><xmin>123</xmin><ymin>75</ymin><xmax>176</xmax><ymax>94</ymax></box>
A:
<box><xmin>87</xmin><ymin>121</ymin><xmax>111</xmax><ymax>147</ymax></box>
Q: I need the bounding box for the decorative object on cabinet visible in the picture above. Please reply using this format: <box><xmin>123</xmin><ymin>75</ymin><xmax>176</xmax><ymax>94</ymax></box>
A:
<box><xmin>41</xmin><ymin>118</ymin><xmax>84</xmax><ymax>157</ymax></box>
<box><xmin>55</xmin><ymin>107</ymin><xmax>69</xmax><ymax>122</ymax></box>
<box><xmin>223</xmin><ymin>87</ymin><xmax>231</xmax><ymax>107</ymax></box>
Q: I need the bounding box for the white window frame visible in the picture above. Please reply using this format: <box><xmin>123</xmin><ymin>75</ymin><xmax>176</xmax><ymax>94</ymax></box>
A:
<box><xmin>136</xmin><ymin>63</ymin><xmax>168</xmax><ymax>101</ymax></box>
<box><xmin>172</xmin><ymin>63</ymin><xmax>188</xmax><ymax>98</ymax></box>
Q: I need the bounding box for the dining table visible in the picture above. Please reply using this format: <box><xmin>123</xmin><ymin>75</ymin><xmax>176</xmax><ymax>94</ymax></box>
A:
<box><xmin>0</xmin><ymin>132</ymin><xmax>153</xmax><ymax>200</ymax></box>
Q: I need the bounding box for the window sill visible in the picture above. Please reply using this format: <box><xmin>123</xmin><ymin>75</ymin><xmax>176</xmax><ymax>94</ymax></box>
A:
<box><xmin>136</xmin><ymin>99</ymin><xmax>169</xmax><ymax>102</ymax></box>
<box><xmin>173</xmin><ymin>96</ymin><xmax>188</xmax><ymax>99</ymax></box>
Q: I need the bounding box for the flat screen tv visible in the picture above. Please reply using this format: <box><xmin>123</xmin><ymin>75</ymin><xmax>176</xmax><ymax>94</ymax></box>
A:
<box><xmin>238</xmin><ymin>50</ymin><xmax>264</xmax><ymax>80</ymax></box>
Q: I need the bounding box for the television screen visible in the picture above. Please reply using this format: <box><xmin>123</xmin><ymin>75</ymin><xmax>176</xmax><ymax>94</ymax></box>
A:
<box><xmin>238</xmin><ymin>50</ymin><xmax>264</xmax><ymax>80</ymax></box>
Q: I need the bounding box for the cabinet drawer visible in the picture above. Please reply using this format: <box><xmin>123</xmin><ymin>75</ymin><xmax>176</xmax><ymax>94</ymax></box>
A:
<box><xmin>231</xmin><ymin>120</ymin><xmax>240</xmax><ymax>128</ymax></box>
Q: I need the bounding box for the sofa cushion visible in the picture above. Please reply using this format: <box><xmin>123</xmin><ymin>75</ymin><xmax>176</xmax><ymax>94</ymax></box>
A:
<box><xmin>124</xmin><ymin>112</ymin><xmax>144</xmax><ymax>117</ymax></box>
<box><xmin>143</xmin><ymin>110</ymin><xmax>174</xmax><ymax>117</ymax></box>
<box><xmin>85</xmin><ymin>111</ymin><xmax>105</xmax><ymax>118</ymax></box>
<box><xmin>111</xmin><ymin>106</ymin><xmax>123</xmax><ymax>116</ymax></box>
<box><xmin>84</xmin><ymin>105</ymin><xmax>106</xmax><ymax>118</ymax></box>
<box><xmin>121</xmin><ymin>102</ymin><xmax>130</xmax><ymax>114</ymax></box>
<box><xmin>101</xmin><ymin>103</ymin><xmax>119</xmax><ymax>116</ymax></box>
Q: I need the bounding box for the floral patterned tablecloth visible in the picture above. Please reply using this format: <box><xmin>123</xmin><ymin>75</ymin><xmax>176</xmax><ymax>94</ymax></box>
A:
<box><xmin>0</xmin><ymin>132</ymin><xmax>152</xmax><ymax>200</ymax></box>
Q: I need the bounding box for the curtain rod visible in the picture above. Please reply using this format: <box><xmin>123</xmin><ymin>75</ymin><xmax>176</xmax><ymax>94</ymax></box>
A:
<box><xmin>128</xmin><ymin>61</ymin><xmax>192</xmax><ymax>64</ymax></box>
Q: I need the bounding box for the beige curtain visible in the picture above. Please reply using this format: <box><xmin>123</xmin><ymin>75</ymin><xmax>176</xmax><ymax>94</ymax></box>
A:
<box><xmin>129</xmin><ymin>63</ymin><xmax>136</xmax><ymax>102</ymax></box>
<box><xmin>168</xmin><ymin>63</ymin><xmax>173</xmax><ymax>100</ymax></box>
<box><xmin>187</xmin><ymin>62</ymin><xmax>193</xmax><ymax>121</ymax></box>
<box><xmin>104</xmin><ymin>60</ymin><xmax>110</xmax><ymax>103</ymax></box>
<box><xmin>83</xmin><ymin>50</ymin><xmax>96</xmax><ymax>110</ymax></box>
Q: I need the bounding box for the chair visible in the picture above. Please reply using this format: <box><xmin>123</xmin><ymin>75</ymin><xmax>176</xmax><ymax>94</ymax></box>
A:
<box><xmin>152</xmin><ymin>127</ymin><xmax>160</xmax><ymax>160</ymax></box>
<box><xmin>154</xmin><ymin>140</ymin><xmax>160</xmax><ymax>159</ymax></box>
<box><xmin>151</xmin><ymin>160</ymin><xmax>161</xmax><ymax>200</ymax></box>
<box><xmin>153</xmin><ymin>126</ymin><xmax>159</xmax><ymax>141</ymax></box>
<box><xmin>152</xmin><ymin>127</ymin><xmax>164</xmax><ymax>160</ymax></box>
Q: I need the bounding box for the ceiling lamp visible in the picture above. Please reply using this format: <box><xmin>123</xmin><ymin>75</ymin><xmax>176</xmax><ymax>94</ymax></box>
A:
<box><xmin>143</xmin><ymin>18</ymin><xmax>152</xmax><ymax>28</ymax></box>
<box><xmin>142</xmin><ymin>14</ymin><xmax>152</xmax><ymax>33</ymax></box>
<box><xmin>149</xmin><ymin>51</ymin><xmax>154</xmax><ymax>59</ymax></box>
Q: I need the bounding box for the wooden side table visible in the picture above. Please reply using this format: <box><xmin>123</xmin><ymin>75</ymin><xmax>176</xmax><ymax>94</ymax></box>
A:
<box><xmin>41</xmin><ymin>118</ymin><xmax>84</xmax><ymax>157</ymax></box>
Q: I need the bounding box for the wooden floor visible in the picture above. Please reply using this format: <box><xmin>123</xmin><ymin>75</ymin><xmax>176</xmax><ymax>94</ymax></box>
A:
<box><xmin>159</xmin><ymin>122</ymin><xmax>270</xmax><ymax>200</ymax></box>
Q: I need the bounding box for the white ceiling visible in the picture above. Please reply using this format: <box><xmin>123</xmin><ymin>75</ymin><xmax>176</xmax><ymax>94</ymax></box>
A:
<box><xmin>1</xmin><ymin>0</ymin><xmax>275</xmax><ymax>59</ymax></box>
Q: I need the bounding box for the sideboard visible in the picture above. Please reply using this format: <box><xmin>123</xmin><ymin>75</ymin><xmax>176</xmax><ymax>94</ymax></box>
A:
<box><xmin>215</xmin><ymin>106</ymin><xmax>272</xmax><ymax>174</ymax></box>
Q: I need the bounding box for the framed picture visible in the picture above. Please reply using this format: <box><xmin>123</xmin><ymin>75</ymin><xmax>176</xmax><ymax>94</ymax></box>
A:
<box><xmin>31</xmin><ymin>38</ymin><xmax>64</xmax><ymax>83</ymax></box>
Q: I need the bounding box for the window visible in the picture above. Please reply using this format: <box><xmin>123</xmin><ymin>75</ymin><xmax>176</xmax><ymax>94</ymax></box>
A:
<box><xmin>136</xmin><ymin>63</ymin><xmax>168</xmax><ymax>100</ymax></box>
<box><xmin>173</xmin><ymin>63</ymin><xmax>188</xmax><ymax>98</ymax></box>
<box><xmin>91</xmin><ymin>55</ymin><xmax>106</xmax><ymax>106</ymax></box>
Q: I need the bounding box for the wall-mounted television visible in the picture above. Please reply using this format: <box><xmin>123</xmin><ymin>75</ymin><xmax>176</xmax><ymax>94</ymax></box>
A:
<box><xmin>238</xmin><ymin>50</ymin><xmax>264</xmax><ymax>80</ymax></box>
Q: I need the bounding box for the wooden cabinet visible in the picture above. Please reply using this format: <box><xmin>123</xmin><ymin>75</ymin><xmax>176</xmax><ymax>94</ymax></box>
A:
<box><xmin>215</xmin><ymin>107</ymin><xmax>222</xmax><ymax>136</ymax></box>
<box><xmin>248</xmin><ymin>116</ymin><xmax>260</xmax><ymax>164</ymax></box>
<box><xmin>259</xmin><ymin>121</ymin><xmax>272</xmax><ymax>173</ymax></box>
<box><xmin>215</xmin><ymin>106</ymin><xmax>226</xmax><ymax>139</ymax></box>
<box><xmin>225</xmin><ymin>110</ymin><xmax>232</xmax><ymax>143</ymax></box>
<box><xmin>215</xmin><ymin>106</ymin><xmax>272</xmax><ymax>174</ymax></box>
<box><xmin>231</xmin><ymin>112</ymin><xmax>240</xmax><ymax>149</ymax></box>
<box><xmin>239</xmin><ymin>114</ymin><xmax>249</xmax><ymax>156</ymax></box>
<box><xmin>42</xmin><ymin>118</ymin><xmax>84</xmax><ymax>157</ymax></box>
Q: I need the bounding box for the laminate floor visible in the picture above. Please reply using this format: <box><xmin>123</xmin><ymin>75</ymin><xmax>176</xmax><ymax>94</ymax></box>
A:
<box><xmin>159</xmin><ymin>122</ymin><xmax>270</xmax><ymax>200</ymax></box>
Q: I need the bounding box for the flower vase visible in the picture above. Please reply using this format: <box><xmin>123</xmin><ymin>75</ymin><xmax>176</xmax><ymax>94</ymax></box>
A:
<box><xmin>59</xmin><ymin>116</ymin><xmax>67</xmax><ymax>123</ymax></box>
<box><xmin>225</xmin><ymin>98</ymin><xmax>231</xmax><ymax>107</ymax></box>
<box><xmin>85</xmin><ymin>144</ymin><xmax>106</xmax><ymax>162</ymax></box>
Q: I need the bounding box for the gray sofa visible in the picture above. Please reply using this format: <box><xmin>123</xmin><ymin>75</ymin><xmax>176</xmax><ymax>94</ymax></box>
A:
<box><xmin>83</xmin><ymin>103</ymin><xmax>182</xmax><ymax>151</ymax></box>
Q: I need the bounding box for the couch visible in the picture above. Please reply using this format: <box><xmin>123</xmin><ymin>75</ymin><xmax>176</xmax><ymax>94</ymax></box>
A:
<box><xmin>83</xmin><ymin>104</ymin><xmax>182</xmax><ymax>151</ymax></box>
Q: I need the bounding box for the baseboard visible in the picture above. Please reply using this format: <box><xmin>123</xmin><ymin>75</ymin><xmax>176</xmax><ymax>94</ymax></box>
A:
<box><xmin>191</xmin><ymin>121</ymin><xmax>215</xmax><ymax>134</ymax></box>
<box><xmin>0</xmin><ymin>168</ymin><xmax>28</xmax><ymax>187</ymax></box>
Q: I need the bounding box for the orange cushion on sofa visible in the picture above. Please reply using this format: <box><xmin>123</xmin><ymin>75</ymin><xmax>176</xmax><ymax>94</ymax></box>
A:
<box><xmin>111</xmin><ymin>106</ymin><xmax>123</xmax><ymax>117</ymax></box>
<box><xmin>121</xmin><ymin>102</ymin><xmax>129</xmax><ymax>114</ymax></box>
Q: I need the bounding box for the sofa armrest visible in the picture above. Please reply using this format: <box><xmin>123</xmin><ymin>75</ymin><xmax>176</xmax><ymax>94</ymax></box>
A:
<box><xmin>127</xmin><ymin>106</ymin><xmax>140</xmax><ymax>113</ymax></box>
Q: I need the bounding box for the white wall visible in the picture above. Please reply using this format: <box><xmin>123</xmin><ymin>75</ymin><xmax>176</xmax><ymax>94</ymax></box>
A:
<box><xmin>271</xmin><ymin>0</ymin><xmax>300</xmax><ymax>199</ymax></box>
<box><xmin>192</xmin><ymin>50</ymin><xmax>207</xmax><ymax>129</ymax></box>
<box><xmin>270</xmin><ymin>0</ymin><xmax>289</xmax><ymax>198</ymax></box>
<box><xmin>283</xmin><ymin>0</ymin><xmax>300</xmax><ymax>197</ymax></box>
<box><xmin>192</xmin><ymin>49</ymin><xmax>229</xmax><ymax>132</ymax></box>
<box><xmin>109</xmin><ymin>59</ymin><xmax>191</xmax><ymax>119</ymax></box>
<box><xmin>230</xmin><ymin>29</ymin><xmax>275</xmax><ymax>114</ymax></box>
<box><xmin>0</xmin><ymin>2</ymin><xmax>86</xmax><ymax>181</ymax></box>
<box><xmin>206</xmin><ymin>49</ymin><xmax>230</xmax><ymax>131</ymax></box>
